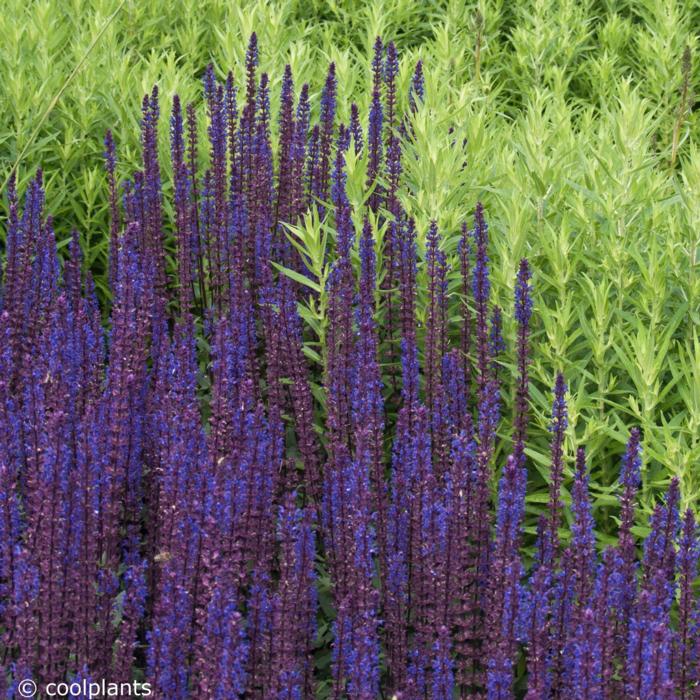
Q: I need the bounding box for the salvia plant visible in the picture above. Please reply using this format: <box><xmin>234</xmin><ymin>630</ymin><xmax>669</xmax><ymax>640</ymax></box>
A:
<box><xmin>1</xmin><ymin>32</ymin><xmax>699</xmax><ymax>700</ymax></box>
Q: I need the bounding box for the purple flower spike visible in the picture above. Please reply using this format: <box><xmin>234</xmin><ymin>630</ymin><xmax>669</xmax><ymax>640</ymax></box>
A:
<box><xmin>269</xmin><ymin>494</ymin><xmax>317</xmax><ymax>698</ymax></box>
<box><xmin>311</xmin><ymin>62</ymin><xmax>337</xmax><ymax>216</ymax></box>
<box><xmin>486</xmin><ymin>454</ymin><xmax>527</xmax><ymax>699</ymax></box>
<box><xmin>593</xmin><ymin>548</ymin><xmax>625</xmax><ymax>695</ymax></box>
<box><xmin>568</xmin><ymin>447</ymin><xmax>596</xmax><ymax>608</ymax></box>
<box><xmin>425</xmin><ymin>221</ymin><xmax>447</xmax><ymax>414</ymax></box>
<box><xmin>523</xmin><ymin>518</ymin><xmax>553</xmax><ymax>699</ymax></box>
<box><xmin>325</xmin><ymin>444</ymin><xmax>380</xmax><ymax>700</ymax></box>
<box><xmin>384</xmin><ymin>40</ymin><xmax>401</xmax><ymax>218</ymax></box>
<box><xmin>349</xmin><ymin>102</ymin><xmax>363</xmax><ymax>153</ymax></box>
<box><xmin>568</xmin><ymin>608</ymin><xmax>603</xmax><ymax>699</ymax></box>
<box><xmin>641</xmin><ymin>477</ymin><xmax>681</xmax><ymax>609</ymax></box>
<box><xmin>366</xmin><ymin>37</ymin><xmax>384</xmax><ymax>213</ymax></box>
<box><xmin>458</xmin><ymin>223</ymin><xmax>473</xmax><ymax>416</ymax></box>
<box><xmin>472</xmin><ymin>202</ymin><xmax>491</xmax><ymax>397</ymax></box>
<box><xmin>353</xmin><ymin>218</ymin><xmax>386</xmax><ymax>575</ymax></box>
<box><xmin>431</xmin><ymin>627</ymin><xmax>454</xmax><ymax>700</ymax></box>
<box><xmin>618</xmin><ymin>427</ymin><xmax>642</xmax><ymax>573</ymax></box>
<box><xmin>626</xmin><ymin>591</ymin><xmax>675</xmax><ymax>700</ymax></box>
<box><xmin>397</xmin><ymin>217</ymin><xmax>419</xmax><ymax>406</ymax></box>
<box><xmin>276</xmin><ymin>64</ymin><xmax>296</xmax><ymax>259</ymax></box>
<box><xmin>547</xmin><ymin>372</ymin><xmax>568</xmax><ymax>556</ymax></box>
<box><xmin>197</xmin><ymin>584</ymin><xmax>249</xmax><ymax>699</ymax></box>
<box><xmin>103</xmin><ymin>130</ymin><xmax>120</xmax><ymax>288</ymax></box>
<box><xmin>170</xmin><ymin>95</ymin><xmax>196</xmax><ymax>314</ymax></box>
<box><xmin>676</xmin><ymin>509</ymin><xmax>699</xmax><ymax>698</ymax></box>
<box><xmin>489</xmin><ymin>305</ymin><xmax>505</xmax><ymax>362</ymax></box>
<box><xmin>409</xmin><ymin>60</ymin><xmax>424</xmax><ymax>111</ymax></box>
<box><xmin>513</xmin><ymin>259</ymin><xmax>532</xmax><ymax>459</ymax></box>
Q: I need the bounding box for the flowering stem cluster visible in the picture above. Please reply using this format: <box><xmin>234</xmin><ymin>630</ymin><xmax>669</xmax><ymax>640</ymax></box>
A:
<box><xmin>1</xmin><ymin>35</ymin><xmax>698</xmax><ymax>699</ymax></box>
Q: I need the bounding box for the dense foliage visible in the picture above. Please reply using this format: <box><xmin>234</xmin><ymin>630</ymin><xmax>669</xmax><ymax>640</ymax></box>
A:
<box><xmin>1</xmin><ymin>0</ymin><xmax>698</xmax><ymax>521</ymax></box>
<box><xmin>1</xmin><ymin>31</ymin><xmax>698</xmax><ymax>698</ymax></box>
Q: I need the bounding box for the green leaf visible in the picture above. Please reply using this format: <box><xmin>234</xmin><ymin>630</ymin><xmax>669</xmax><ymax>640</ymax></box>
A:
<box><xmin>271</xmin><ymin>262</ymin><xmax>321</xmax><ymax>293</ymax></box>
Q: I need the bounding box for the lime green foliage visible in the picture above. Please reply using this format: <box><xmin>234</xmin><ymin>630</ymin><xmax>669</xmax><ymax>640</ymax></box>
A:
<box><xmin>1</xmin><ymin>0</ymin><xmax>698</xmax><ymax>528</ymax></box>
